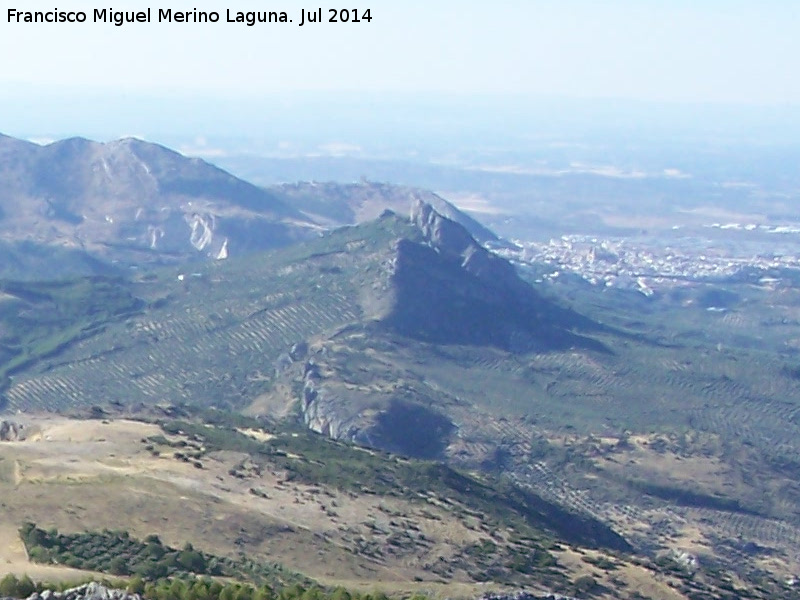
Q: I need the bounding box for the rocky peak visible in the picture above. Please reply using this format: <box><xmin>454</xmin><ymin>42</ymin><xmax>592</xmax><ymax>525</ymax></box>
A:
<box><xmin>409</xmin><ymin>199</ymin><xmax>518</xmax><ymax>287</ymax></box>
<box><xmin>411</xmin><ymin>199</ymin><xmax>476</xmax><ymax>255</ymax></box>
<box><xmin>382</xmin><ymin>200</ymin><xmax>607</xmax><ymax>354</ymax></box>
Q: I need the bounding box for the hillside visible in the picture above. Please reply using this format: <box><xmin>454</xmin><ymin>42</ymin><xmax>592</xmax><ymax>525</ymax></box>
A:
<box><xmin>2</xmin><ymin>204</ymin><xmax>800</xmax><ymax>597</ymax></box>
<box><xmin>0</xmin><ymin>413</ymin><xmax>767</xmax><ymax>600</ymax></box>
<box><xmin>0</xmin><ymin>134</ymin><xmax>319</xmax><ymax>275</ymax></box>
<box><xmin>0</xmin><ymin>202</ymin><xmax>600</xmax><ymax>416</ymax></box>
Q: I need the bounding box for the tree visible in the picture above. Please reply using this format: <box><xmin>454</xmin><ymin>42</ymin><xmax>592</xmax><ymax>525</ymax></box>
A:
<box><xmin>144</xmin><ymin>583</ymin><xmax>159</xmax><ymax>600</ymax></box>
<box><xmin>0</xmin><ymin>574</ymin><xmax>19</xmax><ymax>597</ymax></box>
<box><xmin>16</xmin><ymin>575</ymin><xmax>36</xmax><ymax>598</ymax></box>
<box><xmin>233</xmin><ymin>585</ymin><xmax>254</xmax><ymax>600</ymax></box>
<box><xmin>574</xmin><ymin>575</ymin><xmax>598</xmax><ymax>595</ymax></box>
<box><xmin>329</xmin><ymin>588</ymin><xmax>351</xmax><ymax>600</ymax></box>
<box><xmin>109</xmin><ymin>556</ymin><xmax>130</xmax><ymax>576</ymax></box>
<box><xmin>134</xmin><ymin>559</ymin><xmax>169</xmax><ymax>581</ymax></box>
<box><xmin>27</xmin><ymin>546</ymin><xmax>52</xmax><ymax>563</ymax></box>
<box><xmin>146</xmin><ymin>541</ymin><xmax>166</xmax><ymax>560</ymax></box>
<box><xmin>127</xmin><ymin>576</ymin><xmax>146</xmax><ymax>595</ymax></box>
<box><xmin>279</xmin><ymin>584</ymin><xmax>305</xmax><ymax>600</ymax></box>
<box><xmin>253</xmin><ymin>585</ymin><xmax>274</xmax><ymax>600</ymax></box>
<box><xmin>189</xmin><ymin>579</ymin><xmax>211</xmax><ymax>600</ymax></box>
<box><xmin>300</xmin><ymin>587</ymin><xmax>323</xmax><ymax>600</ymax></box>
<box><xmin>208</xmin><ymin>581</ymin><xmax>224</xmax><ymax>600</ymax></box>
<box><xmin>219</xmin><ymin>584</ymin><xmax>237</xmax><ymax>600</ymax></box>
<box><xmin>167</xmin><ymin>577</ymin><xmax>188</xmax><ymax>600</ymax></box>
<box><xmin>178</xmin><ymin>546</ymin><xmax>206</xmax><ymax>573</ymax></box>
<box><xmin>19</xmin><ymin>523</ymin><xmax>49</xmax><ymax>549</ymax></box>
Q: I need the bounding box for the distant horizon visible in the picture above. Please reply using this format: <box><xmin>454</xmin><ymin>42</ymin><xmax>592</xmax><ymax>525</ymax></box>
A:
<box><xmin>4</xmin><ymin>2</ymin><xmax>800</xmax><ymax>145</ymax></box>
<box><xmin>3</xmin><ymin>90</ymin><xmax>800</xmax><ymax>151</ymax></box>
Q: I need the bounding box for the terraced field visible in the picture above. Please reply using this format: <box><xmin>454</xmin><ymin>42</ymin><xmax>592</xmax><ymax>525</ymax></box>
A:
<box><xmin>5</xmin><ymin>210</ymin><xmax>800</xmax><ymax>596</ymax></box>
<box><xmin>5</xmin><ymin>288</ymin><xmax>361</xmax><ymax>412</ymax></box>
<box><xmin>1</xmin><ymin>217</ymin><xmax>407</xmax><ymax>414</ymax></box>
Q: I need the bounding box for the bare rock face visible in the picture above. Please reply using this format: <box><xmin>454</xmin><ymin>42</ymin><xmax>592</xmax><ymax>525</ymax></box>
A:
<box><xmin>0</xmin><ymin>419</ymin><xmax>24</xmax><ymax>441</ymax></box>
<box><xmin>411</xmin><ymin>198</ymin><xmax>476</xmax><ymax>254</ymax></box>
<box><xmin>410</xmin><ymin>198</ymin><xmax>518</xmax><ymax>286</ymax></box>
<box><xmin>299</xmin><ymin>358</ymin><xmax>456</xmax><ymax>459</ymax></box>
<box><xmin>2</xmin><ymin>583</ymin><xmax>141</xmax><ymax>600</ymax></box>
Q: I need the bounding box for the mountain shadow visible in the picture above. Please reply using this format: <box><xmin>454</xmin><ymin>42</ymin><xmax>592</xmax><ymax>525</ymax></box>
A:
<box><xmin>380</xmin><ymin>200</ymin><xmax>609</xmax><ymax>354</ymax></box>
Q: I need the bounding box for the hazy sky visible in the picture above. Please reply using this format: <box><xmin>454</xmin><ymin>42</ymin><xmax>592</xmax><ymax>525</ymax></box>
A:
<box><xmin>1</xmin><ymin>0</ymin><xmax>799</xmax><ymax>104</ymax></box>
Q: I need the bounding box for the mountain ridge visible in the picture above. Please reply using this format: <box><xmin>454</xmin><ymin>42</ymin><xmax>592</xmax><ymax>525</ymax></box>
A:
<box><xmin>274</xmin><ymin>181</ymin><xmax>504</xmax><ymax>246</ymax></box>
<box><xmin>0</xmin><ymin>133</ymin><xmax>320</xmax><ymax>272</ymax></box>
<box><xmin>0</xmin><ymin>133</ymin><xmax>502</xmax><ymax>279</ymax></box>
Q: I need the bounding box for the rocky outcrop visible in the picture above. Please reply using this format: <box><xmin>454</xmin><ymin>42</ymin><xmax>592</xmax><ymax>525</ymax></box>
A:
<box><xmin>407</xmin><ymin>200</ymin><xmax>508</xmax><ymax>284</ymax></box>
<box><xmin>2</xmin><ymin>583</ymin><xmax>140</xmax><ymax>600</ymax></box>
<box><xmin>411</xmin><ymin>198</ymin><xmax>475</xmax><ymax>253</ymax></box>
<box><xmin>0</xmin><ymin>419</ymin><xmax>25</xmax><ymax>441</ymax></box>
<box><xmin>384</xmin><ymin>201</ymin><xmax>608</xmax><ymax>354</ymax></box>
<box><xmin>410</xmin><ymin>199</ymin><xmax>517</xmax><ymax>286</ymax></box>
<box><xmin>298</xmin><ymin>356</ymin><xmax>456</xmax><ymax>459</ymax></box>
<box><xmin>480</xmin><ymin>592</ymin><xmax>580</xmax><ymax>600</ymax></box>
<box><xmin>300</xmin><ymin>360</ymin><xmax>366</xmax><ymax>441</ymax></box>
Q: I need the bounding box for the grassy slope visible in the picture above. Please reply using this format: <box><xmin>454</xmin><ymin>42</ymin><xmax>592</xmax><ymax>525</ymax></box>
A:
<box><xmin>0</xmin><ymin>414</ymin><xmax>768</xmax><ymax>600</ymax></box>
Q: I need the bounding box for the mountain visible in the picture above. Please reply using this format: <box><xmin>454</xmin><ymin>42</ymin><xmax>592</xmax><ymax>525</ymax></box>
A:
<box><xmin>272</xmin><ymin>181</ymin><xmax>505</xmax><ymax>246</ymax></box>
<box><xmin>4</xmin><ymin>202</ymin><xmax>800</xmax><ymax>596</ymax></box>
<box><xmin>0</xmin><ymin>201</ymin><xmax>600</xmax><ymax>415</ymax></box>
<box><xmin>0</xmin><ymin>134</ymin><xmax>505</xmax><ymax>280</ymax></box>
<box><xmin>382</xmin><ymin>201</ymin><xmax>605</xmax><ymax>352</ymax></box>
<box><xmin>0</xmin><ymin>134</ymin><xmax>320</xmax><ymax>275</ymax></box>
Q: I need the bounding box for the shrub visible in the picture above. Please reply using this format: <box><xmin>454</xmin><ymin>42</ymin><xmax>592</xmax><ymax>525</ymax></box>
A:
<box><xmin>0</xmin><ymin>574</ymin><xmax>20</xmax><ymax>597</ymax></box>
<box><xmin>16</xmin><ymin>575</ymin><xmax>36</xmax><ymax>598</ymax></box>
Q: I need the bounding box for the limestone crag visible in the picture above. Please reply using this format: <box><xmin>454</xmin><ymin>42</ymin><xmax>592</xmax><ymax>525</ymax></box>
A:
<box><xmin>0</xmin><ymin>419</ymin><xmax>25</xmax><ymax>441</ymax></box>
<box><xmin>2</xmin><ymin>583</ymin><xmax>141</xmax><ymax>600</ymax></box>
<box><xmin>301</xmin><ymin>360</ymin><xmax>369</xmax><ymax>442</ymax></box>
<box><xmin>410</xmin><ymin>199</ymin><xmax>518</xmax><ymax>287</ymax></box>
<box><xmin>480</xmin><ymin>592</ymin><xmax>580</xmax><ymax>600</ymax></box>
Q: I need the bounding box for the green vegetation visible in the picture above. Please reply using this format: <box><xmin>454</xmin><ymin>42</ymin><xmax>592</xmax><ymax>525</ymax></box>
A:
<box><xmin>0</xmin><ymin>573</ymin><xmax>424</xmax><ymax>600</ymax></box>
<box><xmin>0</xmin><ymin>277</ymin><xmax>142</xmax><ymax>385</ymax></box>
<box><xmin>3</xmin><ymin>211</ymin><xmax>800</xmax><ymax>597</ymax></box>
<box><xmin>0</xmin><ymin>574</ymin><xmax>37</xmax><ymax>598</ymax></box>
<box><xmin>19</xmin><ymin>523</ymin><xmax>311</xmax><ymax>588</ymax></box>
